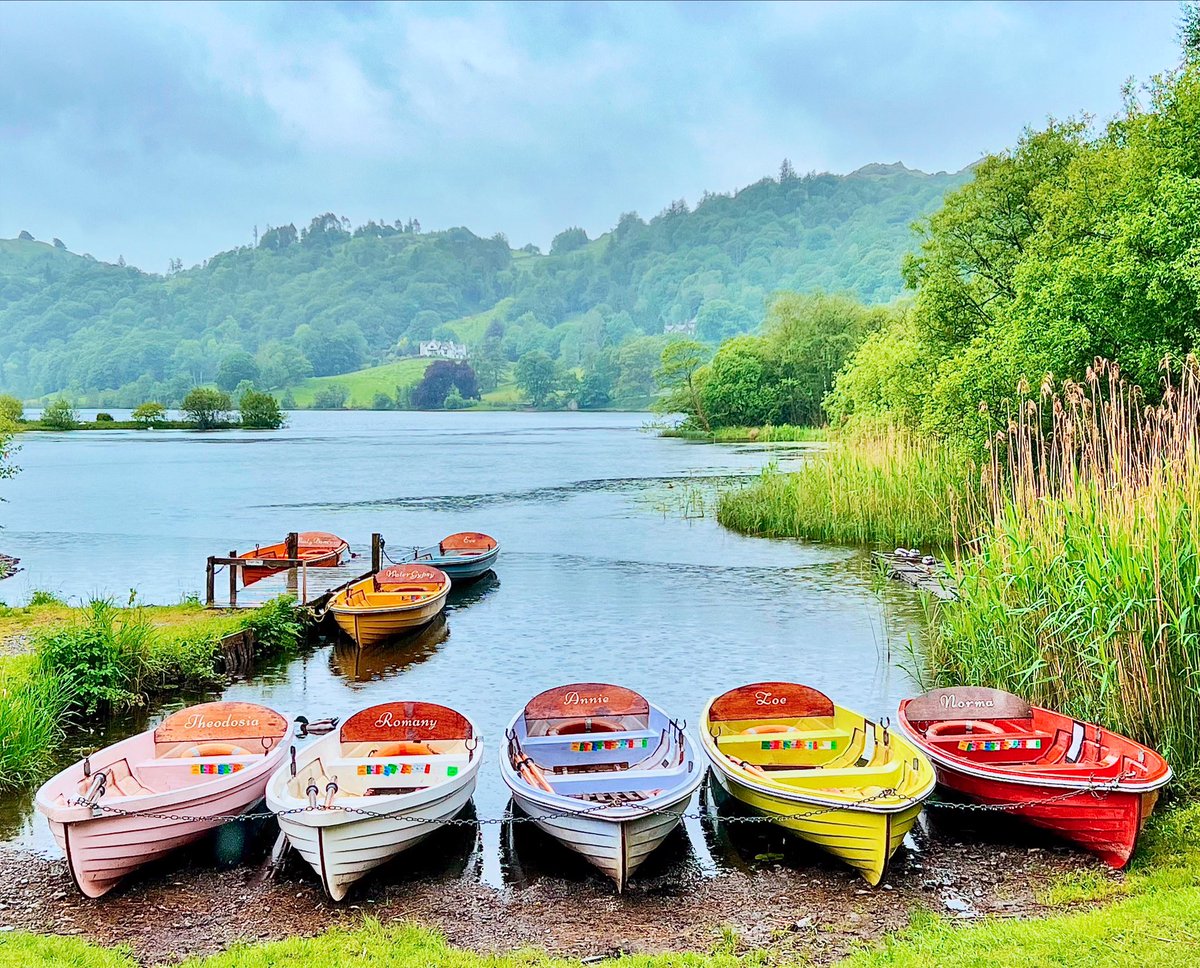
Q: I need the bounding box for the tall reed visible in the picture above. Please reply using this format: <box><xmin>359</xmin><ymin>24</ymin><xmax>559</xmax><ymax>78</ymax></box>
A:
<box><xmin>0</xmin><ymin>656</ymin><xmax>70</xmax><ymax>789</ymax></box>
<box><xmin>717</xmin><ymin>428</ymin><xmax>969</xmax><ymax>548</ymax></box>
<box><xmin>927</xmin><ymin>358</ymin><xmax>1200</xmax><ymax>791</ymax></box>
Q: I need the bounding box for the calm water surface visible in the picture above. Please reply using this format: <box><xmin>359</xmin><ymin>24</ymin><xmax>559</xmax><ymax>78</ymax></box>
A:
<box><xmin>1</xmin><ymin>411</ymin><xmax>924</xmax><ymax>886</ymax></box>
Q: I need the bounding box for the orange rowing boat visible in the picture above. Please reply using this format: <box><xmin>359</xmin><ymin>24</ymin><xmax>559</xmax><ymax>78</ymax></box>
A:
<box><xmin>236</xmin><ymin>532</ymin><xmax>350</xmax><ymax>584</ymax></box>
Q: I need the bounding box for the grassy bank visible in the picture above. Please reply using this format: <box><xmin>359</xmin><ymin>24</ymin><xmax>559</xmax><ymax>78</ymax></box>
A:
<box><xmin>661</xmin><ymin>424</ymin><xmax>827</xmax><ymax>443</ymax></box>
<box><xmin>717</xmin><ymin>429</ymin><xmax>967</xmax><ymax>548</ymax></box>
<box><xmin>0</xmin><ymin>596</ymin><xmax>301</xmax><ymax>789</ymax></box>
<box><xmin>14</xmin><ymin>420</ymin><xmax>224</xmax><ymax>432</ymax></box>
<box><xmin>1</xmin><ymin>804</ymin><xmax>1197</xmax><ymax>967</ymax></box>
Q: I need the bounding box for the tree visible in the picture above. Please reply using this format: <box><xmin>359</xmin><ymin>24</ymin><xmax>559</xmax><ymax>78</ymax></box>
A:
<box><xmin>17</xmin><ymin>230</ymin><xmax>33</xmax><ymax>242</ymax></box>
<box><xmin>215</xmin><ymin>351</ymin><xmax>261</xmax><ymax>391</ymax></box>
<box><xmin>550</xmin><ymin>227</ymin><xmax>589</xmax><ymax>256</ymax></box>
<box><xmin>239</xmin><ymin>389</ymin><xmax>285</xmax><ymax>429</ymax></box>
<box><xmin>656</xmin><ymin>340</ymin><xmax>712</xmax><ymax>431</ymax></box>
<box><xmin>131</xmin><ymin>402</ymin><xmax>167</xmax><ymax>425</ymax></box>
<box><xmin>613</xmin><ymin>336</ymin><xmax>668</xmax><ymax>407</ymax></box>
<box><xmin>41</xmin><ymin>397</ymin><xmax>77</xmax><ymax>430</ymax></box>
<box><xmin>410</xmin><ymin>361</ymin><xmax>480</xmax><ymax>409</ymax></box>
<box><xmin>181</xmin><ymin>387</ymin><xmax>232</xmax><ymax>429</ymax></box>
<box><xmin>696</xmin><ymin>299</ymin><xmax>756</xmax><ymax>344</ymax></box>
<box><xmin>1182</xmin><ymin>1</ymin><xmax>1200</xmax><ymax>59</ymax></box>
<box><xmin>311</xmin><ymin>385</ymin><xmax>349</xmax><ymax>409</ymax></box>
<box><xmin>0</xmin><ymin>394</ymin><xmax>23</xmax><ymax>424</ymax></box>
<box><xmin>514</xmin><ymin>351</ymin><xmax>558</xmax><ymax>407</ymax></box>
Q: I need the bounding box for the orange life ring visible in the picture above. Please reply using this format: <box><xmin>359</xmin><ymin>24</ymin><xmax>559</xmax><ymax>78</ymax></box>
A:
<box><xmin>164</xmin><ymin>742</ymin><xmax>251</xmax><ymax>759</ymax></box>
<box><xmin>927</xmin><ymin>720</ymin><xmax>1005</xmax><ymax>739</ymax></box>
<box><xmin>549</xmin><ymin>718</ymin><xmax>622</xmax><ymax>736</ymax></box>
<box><xmin>743</xmin><ymin>724</ymin><xmax>798</xmax><ymax>735</ymax></box>
<box><xmin>368</xmin><ymin>742</ymin><xmax>435</xmax><ymax>757</ymax></box>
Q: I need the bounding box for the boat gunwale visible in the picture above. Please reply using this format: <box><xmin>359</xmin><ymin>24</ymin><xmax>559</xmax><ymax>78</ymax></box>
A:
<box><xmin>698</xmin><ymin>696</ymin><xmax>936</xmax><ymax>815</ymax></box>
<box><xmin>328</xmin><ymin>582</ymin><xmax>451</xmax><ymax>617</ymax></box>
<box><xmin>498</xmin><ymin>704</ymin><xmax>704</xmax><ymax>822</ymax></box>
<box><xmin>894</xmin><ymin>718</ymin><xmax>1174</xmax><ymax>794</ymax></box>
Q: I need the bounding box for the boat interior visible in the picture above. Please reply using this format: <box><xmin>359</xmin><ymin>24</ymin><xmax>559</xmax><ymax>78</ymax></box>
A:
<box><xmin>509</xmin><ymin>683</ymin><xmax>693</xmax><ymax>805</ymax></box>
<box><xmin>902</xmin><ymin>688</ymin><xmax>1169</xmax><ymax>782</ymax></box>
<box><xmin>341</xmin><ymin>565</ymin><xmax>449</xmax><ymax>607</ymax></box>
<box><xmin>707</xmin><ymin>682</ymin><xmax>929</xmax><ymax>799</ymax></box>
<box><xmin>438</xmin><ymin>532</ymin><xmax>498</xmax><ymax>556</ymax></box>
<box><xmin>287</xmin><ymin>701</ymin><xmax>477</xmax><ymax>802</ymax></box>
<box><xmin>57</xmin><ymin>702</ymin><xmax>288</xmax><ymax>803</ymax></box>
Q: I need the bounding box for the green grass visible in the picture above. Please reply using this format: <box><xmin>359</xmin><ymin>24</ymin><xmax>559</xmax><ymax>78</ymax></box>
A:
<box><xmin>0</xmin><ymin>596</ymin><xmax>301</xmax><ymax>788</ymax></box>
<box><xmin>285</xmin><ymin>358</ymin><xmax>434</xmax><ymax>408</ymax></box>
<box><xmin>717</xmin><ymin>429</ymin><xmax>968</xmax><ymax>548</ymax></box>
<box><xmin>662</xmin><ymin>424</ymin><xmax>828</xmax><ymax>443</ymax></box>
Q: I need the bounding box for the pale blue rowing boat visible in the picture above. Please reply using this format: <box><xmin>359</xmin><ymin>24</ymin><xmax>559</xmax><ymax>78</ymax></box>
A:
<box><xmin>400</xmin><ymin>532</ymin><xmax>500</xmax><ymax>580</ymax></box>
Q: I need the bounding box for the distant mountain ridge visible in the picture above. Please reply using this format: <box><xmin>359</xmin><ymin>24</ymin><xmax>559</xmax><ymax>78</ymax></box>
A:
<box><xmin>0</xmin><ymin>160</ymin><xmax>972</xmax><ymax>402</ymax></box>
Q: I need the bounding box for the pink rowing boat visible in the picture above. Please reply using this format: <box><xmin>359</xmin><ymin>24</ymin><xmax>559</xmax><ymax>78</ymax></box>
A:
<box><xmin>35</xmin><ymin>701</ymin><xmax>291</xmax><ymax>897</ymax></box>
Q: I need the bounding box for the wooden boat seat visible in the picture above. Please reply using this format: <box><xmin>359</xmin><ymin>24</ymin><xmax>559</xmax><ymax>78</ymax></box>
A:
<box><xmin>765</xmin><ymin>761</ymin><xmax>904</xmax><ymax>787</ymax></box>
<box><xmin>522</xmin><ymin>728</ymin><xmax>659</xmax><ymax>749</ymax></box>
<box><xmin>544</xmin><ymin>762</ymin><xmax>690</xmax><ymax>794</ymax></box>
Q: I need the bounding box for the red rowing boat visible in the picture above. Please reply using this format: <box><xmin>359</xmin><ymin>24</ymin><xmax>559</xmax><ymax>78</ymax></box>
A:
<box><xmin>897</xmin><ymin>686</ymin><xmax>1171</xmax><ymax>867</ymax></box>
<box><xmin>236</xmin><ymin>531</ymin><xmax>349</xmax><ymax>585</ymax></box>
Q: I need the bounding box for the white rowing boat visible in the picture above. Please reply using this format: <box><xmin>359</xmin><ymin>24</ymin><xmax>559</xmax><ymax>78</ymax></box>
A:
<box><xmin>500</xmin><ymin>683</ymin><xmax>702</xmax><ymax>891</ymax></box>
<box><xmin>266</xmin><ymin>700</ymin><xmax>481</xmax><ymax>901</ymax></box>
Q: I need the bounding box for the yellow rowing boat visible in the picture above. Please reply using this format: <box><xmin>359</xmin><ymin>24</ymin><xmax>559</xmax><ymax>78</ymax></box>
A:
<box><xmin>329</xmin><ymin>564</ymin><xmax>451</xmax><ymax>647</ymax></box>
<box><xmin>700</xmin><ymin>681</ymin><xmax>935</xmax><ymax>885</ymax></box>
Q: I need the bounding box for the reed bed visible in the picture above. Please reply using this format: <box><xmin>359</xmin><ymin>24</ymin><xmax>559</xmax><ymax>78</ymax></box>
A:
<box><xmin>927</xmin><ymin>358</ymin><xmax>1200</xmax><ymax>792</ymax></box>
<box><xmin>716</xmin><ymin>428</ymin><xmax>968</xmax><ymax>548</ymax></box>
<box><xmin>0</xmin><ymin>655</ymin><xmax>70</xmax><ymax>789</ymax></box>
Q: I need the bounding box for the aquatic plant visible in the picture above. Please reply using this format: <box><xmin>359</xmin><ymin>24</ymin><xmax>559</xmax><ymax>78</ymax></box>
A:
<box><xmin>926</xmin><ymin>358</ymin><xmax>1200</xmax><ymax>792</ymax></box>
<box><xmin>716</xmin><ymin>428</ymin><xmax>969</xmax><ymax>548</ymax></box>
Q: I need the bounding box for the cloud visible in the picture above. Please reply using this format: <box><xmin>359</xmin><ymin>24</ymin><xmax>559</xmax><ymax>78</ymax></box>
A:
<box><xmin>0</xmin><ymin>0</ymin><xmax>1184</xmax><ymax>269</ymax></box>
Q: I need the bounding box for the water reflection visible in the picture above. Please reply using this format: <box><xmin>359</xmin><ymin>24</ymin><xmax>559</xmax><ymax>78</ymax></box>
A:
<box><xmin>329</xmin><ymin>613</ymin><xmax>451</xmax><ymax>682</ymax></box>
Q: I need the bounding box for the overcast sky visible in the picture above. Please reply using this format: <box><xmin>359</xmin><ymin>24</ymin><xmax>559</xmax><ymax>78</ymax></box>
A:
<box><xmin>0</xmin><ymin>0</ymin><xmax>1186</xmax><ymax>271</ymax></box>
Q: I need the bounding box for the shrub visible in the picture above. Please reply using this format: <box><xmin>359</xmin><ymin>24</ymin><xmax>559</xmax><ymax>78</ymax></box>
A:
<box><xmin>95</xmin><ymin>412</ymin><xmax>114</xmax><ymax>422</ymax></box>
<box><xmin>444</xmin><ymin>388</ymin><xmax>470</xmax><ymax>409</ymax></box>
<box><xmin>41</xmin><ymin>397</ymin><xmax>77</xmax><ymax>430</ymax></box>
<box><xmin>181</xmin><ymin>387</ymin><xmax>233</xmax><ymax>429</ymax></box>
<box><xmin>0</xmin><ymin>394</ymin><xmax>23</xmax><ymax>424</ymax></box>
<box><xmin>28</xmin><ymin>589</ymin><xmax>65</xmax><ymax>607</ymax></box>
<box><xmin>243</xmin><ymin>596</ymin><xmax>302</xmax><ymax>658</ymax></box>
<box><xmin>34</xmin><ymin>600</ymin><xmax>144</xmax><ymax>715</ymax></box>
<box><xmin>239</xmin><ymin>389</ymin><xmax>285</xmax><ymax>429</ymax></box>
<box><xmin>311</xmin><ymin>384</ymin><xmax>349</xmax><ymax>409</ymax></box>
<box><xmin>371</xmin><ymin>391</ymin><xmax>395</xmax><ymax>410</ymax></box>
<box><xmin>0</xmin><ymin>658</ymin><xmax>70</xmax><ymax>789</ymax></box>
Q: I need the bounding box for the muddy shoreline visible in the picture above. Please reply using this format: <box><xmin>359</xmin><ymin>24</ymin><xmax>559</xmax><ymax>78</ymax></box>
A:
<box><xmin>0</xmin><ymin>813</ymin><xmax>1115</xmax><ymax>965</ymax></box>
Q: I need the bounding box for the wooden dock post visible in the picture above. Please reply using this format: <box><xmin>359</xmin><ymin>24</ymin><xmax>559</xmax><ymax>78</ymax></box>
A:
<box><xmin>228</xmin><ymin>549</ymin><xmax>238</xmax><ymax>607</ymax></box>
<box><xmin>205</xmin><ymin>556</ymin><xmax>216</xmax><ymax>607</ymax></box>
<box><xmin>371</xmin><ymin>533</ymin><xmax>383</xmax><ymax>573</ymax></box>
<box><xmin>285</xmin><ymin>532</ymin><xmax>299</xmax><ymax>559</ymax></box>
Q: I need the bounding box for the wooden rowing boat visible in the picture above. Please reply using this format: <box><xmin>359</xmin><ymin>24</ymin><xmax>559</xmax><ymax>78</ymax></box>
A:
<box><xmin>236</xmin><ymin>531</ymin><xmax>349</xmax><ymax>585</ymax></box>
<box><xmin>267</xmin><ymin>700</ymin><xmax>481</xmax><ymax>901</ymax></box>
<box><xmin>897</xmin><ymin>686</ymin><xmax>1172</xmax><ymax>867</ymax></box>
<box><xmin>35</xmin><ymin>701</ymin><xmax>291</xmax><ymax>897</ymax></box>
<box><xmin>398</xmin><ymin>532</ymin><xmax>500</xmax><ymax>581</ymax></box>
<box><xmin>700</xmin><ymin>682</ymin><xmax>935</xmax><ymax>886</ymax></box>
<box><xmin>329</xmin><ymin>564</ymin><xmax>451</xmax><ymax>647</ymax></box>
<box><xmin>500</xmin><ymin>683</ymin><xmax>703</xmax><ymax>891</ymax></box>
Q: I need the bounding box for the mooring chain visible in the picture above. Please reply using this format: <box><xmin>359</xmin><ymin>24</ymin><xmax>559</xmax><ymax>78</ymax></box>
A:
<box><xmin>70</xmin><ymin>781</ymin><xmax>1117</xmax><ymax>827</ymax></box>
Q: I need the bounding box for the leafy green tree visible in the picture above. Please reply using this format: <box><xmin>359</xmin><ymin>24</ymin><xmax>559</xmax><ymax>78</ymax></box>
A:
<box><xmin>550</xmin><ymin>227</ymin><xmax>589</xmax><ymax>256</ymax></box>
<box><xmin>696</xmin><ymin>299</ymin><xmax>756</xmax><ymax>344</ymax></box>
<box><xmin>216</xmin><ymin>351</ymin><xmax>260</xmax><ymax>392</ymax></box>
<box><xmin>311</xmin><ymin>385</ymin><xmax>349</xmax><ymax>409</ymax></box>
<box><xmin>613</xmin><ymin>336</ymin><xmax>668</xmax><ymax>408</ymax></box>
<box><xmin>131</xmin><ymin>402</ymin><xmax>167</xmax><ymax>425</ymax></box>
<box><xmin>371</xmin><ymin>391</ymin><xmax>394</xmax><ymax>410</ymax></box>
<box><xmin>515</xmin><ymin>350</ymin><xmax>558</xmax><ymax>407</ymax></box>
<box><xmin>700</xmin><ymin>338</ymin><xmax>782</xmax><ymax>426</ymax></box>
<box><xmin>0</xmin><ymin>394</ymin><xmax>23</xmax><ymax>424</ymax></box>
<box><xmin>656</xmin><ymin>340</ymin><xmax>712</xmax><ymax>431</ymax></box>
<box><xmin>239</xmin><ymin>389</ymin><xmax>285</xmax><ymax>429</ymax></box>
<box><xmin>41</xmin><ymin>397</ymin><xmax>77</xmax><ymax>430</ymax></box>
<box><xmin>279</xmin><ymin>389</ymin><xmax>297</xmax><ymax>409</ymax></box>
<box><xmin>181</xmin><ymin>387</ymin><xmax>232</xmax><ymax>429</ymax></box>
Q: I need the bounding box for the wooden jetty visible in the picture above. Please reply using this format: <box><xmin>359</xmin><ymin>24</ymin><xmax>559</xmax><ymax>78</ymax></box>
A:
<box><xmin>206</xmin><ymin>533</ymin><xmax>384</xmax><ymax>610</ymax></box>
<box><xmin>871</xmin><ymin>551</ymin><xmax>958</xmax><ymax>601</ymax></box>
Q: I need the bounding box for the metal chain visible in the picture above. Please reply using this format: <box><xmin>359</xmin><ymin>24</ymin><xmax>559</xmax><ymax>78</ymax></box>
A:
<box><xmin>72</xmin><ymin>773</ymin><xmax>1133</xmax><ymax>827</ymax></box>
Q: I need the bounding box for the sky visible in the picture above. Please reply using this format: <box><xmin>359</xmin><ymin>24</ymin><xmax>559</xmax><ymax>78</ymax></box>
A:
<box><xmin>0</xmin><ymin>0</ymin><xmax>1186</xmax><ymax>271</ymax></box>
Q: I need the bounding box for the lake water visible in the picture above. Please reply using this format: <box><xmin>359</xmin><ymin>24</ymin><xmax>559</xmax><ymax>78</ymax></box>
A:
<box><xmin>0</xmin><ymin>411</ymin><xmax>925</xmax><ymax>886</ymax></box>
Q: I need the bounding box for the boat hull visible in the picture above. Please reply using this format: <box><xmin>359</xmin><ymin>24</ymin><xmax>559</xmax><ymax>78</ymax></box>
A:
<box><xmin>330</xmin><ymin>589</ymin><xmax>449</xmax><ymax>647</ymax></box>
<box><xmin>402</xmin><ymin>545</ymin><xmax>499</xmax><ymax>580</ymax></box>
<box><xmin>45</xmin><ymin>758</ymin><xmax>282</xmax><ymax>898</ymax></box>
<box><xmin>273</xmin><ymin>774</ymin><xmax>478</xmax><ymax>901</ymax></box>
<box><xmin>707</xmin><ymin>767</ymin><xmax>919</xmax><ymax>886</ymax></box>
<box><xmin>928</xmin><ymin>763</ymin><xmax>1157</xmax><ymax>868</ymax></box>
<box><xmin>508</xmin><ymin>786</ymin><xmax>693</xmax><ymax>891</ymax></box>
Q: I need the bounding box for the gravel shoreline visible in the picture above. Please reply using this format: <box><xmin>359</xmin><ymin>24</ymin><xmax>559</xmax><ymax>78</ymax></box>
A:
<box><xmin>0</xmin><ymin>813</ymin><xmax>1115</xmax><ymax>965</ymax></box>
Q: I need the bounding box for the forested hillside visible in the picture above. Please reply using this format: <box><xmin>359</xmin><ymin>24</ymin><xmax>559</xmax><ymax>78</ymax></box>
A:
<box><xmin>0</xmin><ymin>162</ymin><xmax>967</xmax><ymax>404</ymax></box>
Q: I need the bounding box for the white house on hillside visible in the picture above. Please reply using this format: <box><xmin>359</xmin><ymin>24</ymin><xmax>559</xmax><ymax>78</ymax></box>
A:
<box><xmin>418</xmin><ymin>339</ymin><xmax>469</xmax><ymax>359</ymax></box>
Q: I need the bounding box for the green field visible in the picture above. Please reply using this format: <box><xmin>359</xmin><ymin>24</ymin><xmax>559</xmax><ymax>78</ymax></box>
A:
<box><xmin>284</xmin><ymin>358</ymin><xmax>435</xmax><ymax>408</ymax></box>
<box><xmin>283</xmin><ymin>358</ymin><xmax>523</xmax><ymax>409</ymax></box>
